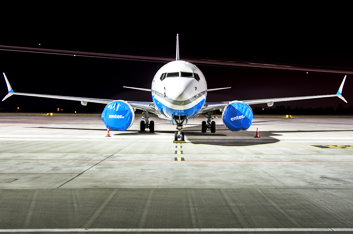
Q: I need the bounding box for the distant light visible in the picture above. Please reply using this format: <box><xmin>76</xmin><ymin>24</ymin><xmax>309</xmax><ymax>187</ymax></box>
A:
<box><xmin>57</xmin><ymin>108</ymin><xmax>60</xmax><ymax>112</ymax></box>
<box><xmin>17</xmin><ymin>107</ymin><xmax>19</xmax><ymax>110</ymax></box>
<box><xmin>262</xmin><ymin>108</ymin><xmax>264</xmax><ymax>111</ymax></box>
<box><xmin>75</xmin><ymin>111</ymin><xmax>77</xmax><ymax>114</ymax></box>
<box><xmin>39</xmin><ymin>43</ymin><xmax>41</xmax><ymax>46</ymax></box>
<box><xmin>306</xmin><ymin>72</ymin><xmax>308</xmax><ymax>74</ymax></box>
<box><xmin>50</xmin><ymin>113</ymin><xmax>53</xmax><ymax>116</ymax></box>
<box><xmin>61</xmin><ymin>109</ymin><xmax>63</xmax><ymax>111</ymax></box>
<box><xmin>74</xmin><ymin>54</ymin><xmax>76</xmax><ymax>57</ymax></box>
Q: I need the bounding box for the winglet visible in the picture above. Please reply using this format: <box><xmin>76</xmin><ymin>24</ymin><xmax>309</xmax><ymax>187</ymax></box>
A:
<box><xmin>336</xmin><ymin>75</ymin><xmax>346</xmax><ymax>95</ymax></box>
<box><xmin>2</xmin><ymin>72</ymin><xmax>14</xmax><ymax>101</ymax></box>
<box><xmin>3</xmin><ymin>73</ymin><xmax>13</xmax><ymax>93</ymax></box>
<box><xmin>176</xmin><ymin>34</ymin><xmax>179</xmax><ymax>61</ymax></box>
<box><xmin>336</xmin><ymin>75</ymin><xmax>347</xmax><ymax>103</ymax></box>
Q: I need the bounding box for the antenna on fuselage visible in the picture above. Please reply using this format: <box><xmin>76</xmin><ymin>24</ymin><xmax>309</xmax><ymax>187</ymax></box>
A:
<box><xmin>176</xmin><ymin>34</ymin><xmax>179</xmax><ymax>61</ymax></box>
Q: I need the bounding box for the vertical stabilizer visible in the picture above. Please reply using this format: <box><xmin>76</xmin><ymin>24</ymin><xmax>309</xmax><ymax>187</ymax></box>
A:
<box><xmin>176</xmin><ymin>34</ymin><xmax>179</xmax><ymax>61</ymax></box>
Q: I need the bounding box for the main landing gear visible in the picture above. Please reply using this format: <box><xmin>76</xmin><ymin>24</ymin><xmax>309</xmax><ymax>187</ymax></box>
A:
<box><xmin>140</xmin><ymin>111</ymin><xmax>154</xmax><ymax>133</ymax></box>
<box><xmin>173</xmin><ymin>115</ymin><xmax>186</xmax><ymax>142</ymax></box>
<box><xmin>202</xmin><ymin>111</ymin><xmax>216</xmax><ymax>133</ymax></box>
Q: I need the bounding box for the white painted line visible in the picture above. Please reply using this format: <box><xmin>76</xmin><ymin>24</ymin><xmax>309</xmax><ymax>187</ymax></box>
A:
<box><xmin>0</xmin><ymin>228</ymin><xmax>353</xmax><ymax>232</ymax></box>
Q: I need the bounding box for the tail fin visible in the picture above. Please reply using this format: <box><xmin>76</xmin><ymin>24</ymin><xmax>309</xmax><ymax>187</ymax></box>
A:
<box><xmin>176</xmin><ymin>34</ymin><xmax>179</xmax><ymax>61</ymax></box>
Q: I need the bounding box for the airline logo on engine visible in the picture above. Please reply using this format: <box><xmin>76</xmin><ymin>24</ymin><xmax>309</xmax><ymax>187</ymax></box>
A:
<box><xmin>231</xmin><ymin>115</ymin><xmax>245</xmax><ymax>121</ymax></box>
<box><xmin>109</xmin><ymin>115</ymin><xmax>124</xmax><ymax>119</ymax></box>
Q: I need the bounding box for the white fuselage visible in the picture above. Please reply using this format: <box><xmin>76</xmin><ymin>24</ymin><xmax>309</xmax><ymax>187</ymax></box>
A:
<box><xmin>151</xmin><ymin>60</ymin><xmax>207</xmax><ymax>119</ymax></box>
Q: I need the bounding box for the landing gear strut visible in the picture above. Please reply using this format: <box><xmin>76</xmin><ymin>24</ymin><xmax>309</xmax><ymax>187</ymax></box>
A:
<box><xmin>173</xmin><ymin>115</ymin><xmax>186</xmax><ymax>142</ymax></box>
<box><xmin>140</xmin><ymin>111</ymin><xmax>154</xmax><ymax>133</ymax></box>
<box><xmin>202</xmin><ymin>111</ymin><xmax>216</xmax><ymax>133</ymax></box>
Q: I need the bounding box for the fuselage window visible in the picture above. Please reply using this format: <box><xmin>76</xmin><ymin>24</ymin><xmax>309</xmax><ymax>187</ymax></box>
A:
<box><xmin>180</xmin><ymin>72</ymin><xmax>193</xmax><ymax>78</ymax></box>
<box><xmin>194</xmin><ymin>73</ymin><xmax>200</xmax><ymax>81</ymax></box>
<box><xmin>166</xmin><ymin>72</ymin><xmax>179</xmax><ymax>77</ymax></box>
<box><xmin>160</xmin><ymin>73</ymin><xmax>166</xmax><ymax>81</ymax></box>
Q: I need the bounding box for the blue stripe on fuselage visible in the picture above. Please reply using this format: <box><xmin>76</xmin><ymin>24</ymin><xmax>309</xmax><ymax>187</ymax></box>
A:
<box><xmin>152</xmin><ymin>96</ymin><xmax>206</xmax><ymax>118</ymax></box>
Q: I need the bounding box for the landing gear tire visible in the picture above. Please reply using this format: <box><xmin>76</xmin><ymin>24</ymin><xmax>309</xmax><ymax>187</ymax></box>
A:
<box><xmin>201</xmin><ymin>121</ymin><xmax>207</xmax><ymax>133</ymax></box>
<box><xmin>211</xmin><ymin>121</ymin><xmax>216</xmax><ymax>133</ymax></box>
<box><xmin>174</xmin><ymin>132</ymin><xmax>185</xmax><ymax>141</ymax></box>
<box><xmin>180</xmin><ymin>132</ymin><xmax>185</xmax><ymax>141</ymax></box>
<box><xmin>140</xmin><ymin>121</ymin><xmax>145</xmax><ymax>132</ymax></box>
<box><xmin>149</xmin><ymin>121</ymin><xmax>154</xmax><ymax>133</ymax></box>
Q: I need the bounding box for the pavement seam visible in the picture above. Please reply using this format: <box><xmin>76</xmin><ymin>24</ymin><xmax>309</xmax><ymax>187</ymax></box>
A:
<box><xmin>55</xmin><ymin>139</ymin><xmax>140</xmax><ymax>189</ymax></box>
<box><xmin>294</xmin><ymin>189</ymin><xmax>353</xmax><ymax>227</ymax></box>
<box><xmin>55</xmin><ymin>154</ymin><xmax>114</xmax><ymax>189</ymax></box>
<box><xmin>138</xmin><ymin>189</ymin><xmax>154</xmax><ymax>228</ymax></box>
<box><xmin>83</xmin><ymin>189</ymin><xmax>118</xmax><ymax>228</ymax></box>
<box><xmin>219</xmin><ymin>189</ymin><xmax>249</xmax><ymax>227</ymax></box>
<box><xmin>24</xmin><ymin>191</ymin><xmax>38</xmax><ymax>228</ymax></box>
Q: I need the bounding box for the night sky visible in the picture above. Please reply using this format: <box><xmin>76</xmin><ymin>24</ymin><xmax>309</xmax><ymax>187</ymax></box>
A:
<box><xmin>0</xmin><ymin>3</ymin><xmax>352</xmax><ymax>113</ymax></box>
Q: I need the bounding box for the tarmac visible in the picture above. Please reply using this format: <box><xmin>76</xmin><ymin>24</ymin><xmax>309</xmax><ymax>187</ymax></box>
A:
<box><xmin>0</xmin><ymin>114</ymin><xmax>353</xmax><ymax>233</ymax></box>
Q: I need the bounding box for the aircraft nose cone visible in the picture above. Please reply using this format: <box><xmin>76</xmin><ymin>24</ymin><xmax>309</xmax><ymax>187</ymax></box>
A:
<box><xmin>166</xmin><ymin>79</ymin><xmax>193</xmax><ymax>101</ymax></box>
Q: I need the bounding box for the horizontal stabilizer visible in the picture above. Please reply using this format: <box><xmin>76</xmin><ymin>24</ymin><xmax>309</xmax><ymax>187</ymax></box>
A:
<box><xmin>207</xmin><ymin>87</ymin><xmax>231</xmax><ymax>92</ymax></box>
<box><xmin>123</xmin><ymin>86</ymin><xmax>151</xmax><ymax>92</ymax></box>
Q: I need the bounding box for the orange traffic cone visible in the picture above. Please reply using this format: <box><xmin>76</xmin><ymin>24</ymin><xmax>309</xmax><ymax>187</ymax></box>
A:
<box><xmin>106</xmin><ymin>127</ymin><xmax>111</xmax><ymax>137</ymax></box>
<box><xmin>255</xmin><ymin>128</ymin><xmax>260</xmax><ymax>138</ymax></box>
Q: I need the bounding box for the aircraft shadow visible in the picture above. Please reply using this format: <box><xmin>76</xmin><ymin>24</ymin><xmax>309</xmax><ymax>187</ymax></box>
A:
<box><xmin>32</xmin><ymin>126</ymin><xmax>352</xmax><ymax>147</ymax></box>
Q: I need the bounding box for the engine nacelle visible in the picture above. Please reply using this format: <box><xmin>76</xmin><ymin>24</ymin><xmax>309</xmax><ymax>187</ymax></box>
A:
<box><xmin>222</xmin><ymin>102</ymin><xmax>253</xmax><ymax>131</ymax></box>
<box><xmin>101</xmin><ymin>101</ymin><xmax>135</xmax><ymax>131</ymax></box>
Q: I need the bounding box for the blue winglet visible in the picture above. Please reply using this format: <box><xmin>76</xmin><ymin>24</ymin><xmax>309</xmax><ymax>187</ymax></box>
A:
<box><xmin>3</xmin><ymin>73</ymin><xmax>13</xmax><ymax>93</ymax></box>
<box><xmin>336</xmin><ymin>75</ymin><xmax>346</xmax><ymax>95</ymax></box>
<box><xmin>336</xmin><ymin>75</ymin><xmax>348</xmax><ymax>103</ymax></box>
<box><xmin>2</xmin><ymin>73</ymin><xmax>14</xmax><ymax>101</ymax></box>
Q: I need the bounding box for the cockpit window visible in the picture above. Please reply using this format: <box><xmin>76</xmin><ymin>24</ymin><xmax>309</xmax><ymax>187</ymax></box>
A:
<box><xmin>166</xmin><ymin>72</ymin><xmax>179</xmax><ymax>77</ymax></box>
<box><xmin>194</xmin><ymin>73</ymin><xmax>200</xmax><ymax>81</ymax></box>
<box><xmin>160</xmin><ymin>73</ymin><xmax>166</xmax><ymax>81</ymax></box>
<box><xmin>180</xmin><ymin>72</ymin><xmax>193</xmax><ymax>78</ymax></box>
<box><xmin>160</xmin><ymin>72</ymin><xmax>200</xmax><ymax>81</ymax></box>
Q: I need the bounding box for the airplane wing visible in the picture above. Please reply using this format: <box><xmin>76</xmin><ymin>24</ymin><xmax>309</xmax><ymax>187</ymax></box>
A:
<box><xmin>2</xmin><ymin>73</ymin><xmax>157</xmax><ymax>114</ymax></box>
<box><xmin>199</xmin><ymin>76</ymin><xmax>348</xmax><ymax>114</ymax></box>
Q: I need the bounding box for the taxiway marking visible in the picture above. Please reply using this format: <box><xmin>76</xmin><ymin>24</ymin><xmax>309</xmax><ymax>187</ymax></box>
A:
<box><xmin>312</xmin><ymin>145</ymin><xmax>353</xmax><ymax>149</ymax></box>
<box><xmin>175</xmin><ymin>157</ymin><xmax>185</xmax><ymax>161</ymax></box>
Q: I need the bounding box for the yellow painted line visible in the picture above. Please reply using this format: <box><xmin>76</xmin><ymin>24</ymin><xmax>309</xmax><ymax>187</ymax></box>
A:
<box><xmin>173</xmin><ymin>140</ymin><xmax>185</xmax><ymax>143</ymax></box>
<box><xmin>176</xmin><ymin>145</ymin><xmax>182</xmax><ymax>148</ymax></box>
<box><xmin>312</xmin><ymin>145</ymin><xmax>353</xmax><ymax>149</ymax></box>
<box><xmin>175</xmin><ymin>150</ymin><xmax>183</xmax><ymax>154</ymax></box>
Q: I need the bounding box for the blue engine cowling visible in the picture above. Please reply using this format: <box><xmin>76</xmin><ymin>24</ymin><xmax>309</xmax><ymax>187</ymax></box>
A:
<box><xmin>222</xmin><ymin>102</ymin><xmax>253</xmax><ymax>131</ymax></box>
<box><xmin>101</xmin><ymin>101</ymin><xmax>135</xmax><ymax>131</ymax></box>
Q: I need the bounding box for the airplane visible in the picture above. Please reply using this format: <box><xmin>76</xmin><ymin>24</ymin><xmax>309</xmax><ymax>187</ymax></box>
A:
<box><xmin>1</xmin><ymin>34</ymin><xmax>348</xmax><ymax>142</ymax></box>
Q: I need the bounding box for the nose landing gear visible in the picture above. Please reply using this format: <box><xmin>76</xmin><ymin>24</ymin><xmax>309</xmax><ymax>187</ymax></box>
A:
<box><xmin>174</xmin><ymin>131</ymin><xmax>185</xmax><ymax>142</ymax></box>
<box><xmin>173</xmin><ymin>115</ymin><xmax>186</xmax><ymax>143</ymax></box>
